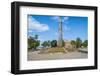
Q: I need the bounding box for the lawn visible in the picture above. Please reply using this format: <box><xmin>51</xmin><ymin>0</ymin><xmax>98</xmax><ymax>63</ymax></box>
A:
<box><xmin>47</xmin><ymin>47</ymin><xmax>66</xmax><ymax>53</ymax></box>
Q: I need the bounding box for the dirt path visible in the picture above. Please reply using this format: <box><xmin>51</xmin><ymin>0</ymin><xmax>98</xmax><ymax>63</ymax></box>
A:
<box><xmin>28</xmin><ymin>51</ymin><xmax>88</xmax><ymax>61</ymax></box>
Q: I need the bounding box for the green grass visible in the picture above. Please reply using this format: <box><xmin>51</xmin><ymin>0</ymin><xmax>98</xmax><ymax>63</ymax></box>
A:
<box><xmin>47</xmin><ymin>47</ymin><xmax>66</xmax><ymax>53</ymax></box>
<box><xmin>65</xmin><ymin>48</ymin><xmax>78</xmax><ymax>52</ymax></box>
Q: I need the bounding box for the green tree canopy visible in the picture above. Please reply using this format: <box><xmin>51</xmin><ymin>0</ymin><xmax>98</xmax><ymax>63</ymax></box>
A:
<box><xmin>41</xmin><ymin>40</ymin><xmax>51</xmax><ymax>48</ymax></box>
<box><xmin>28</xmin><ymin>35</ymin><xmax>40</xmax><ymax>50</ymax></box>
<box><xmin>41</xmin><ymin>41</ymin><xmax>48</xmax><ymax>48</ymax></box>
<box><xmin>62</xmin><ymin>40</ymin><xmax>65</xmax><ymax>47</ymax></box>
<box><xmin>71</xmin><ymin>40</ymin><xmax>76</xmax><ymax>48</ymax></box>
<box><xmin>82</xmin><ymin>40</ymin><xmax>88</xmax><ymax>47</ymax></box>
<box><xmin>76</xmin><ymin>37</ymin><xmax>82</xmax><ymax>48</ymax></box>
<box><xmin>51</xmin><ymin>40</ymin><xmax>57</xmax><ymax>47</ymax></box>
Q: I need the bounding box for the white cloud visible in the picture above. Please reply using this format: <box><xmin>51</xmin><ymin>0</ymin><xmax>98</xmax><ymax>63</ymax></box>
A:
<box><xmin>28</xmin><ymin>16</ymin><xmax>49</xmax><ymax>32</ymax></box>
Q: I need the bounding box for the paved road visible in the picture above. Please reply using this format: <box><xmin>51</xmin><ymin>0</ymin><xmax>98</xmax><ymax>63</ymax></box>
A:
<box><xmin>28</xmin><ymin>51</ymin><xmax>88</xmax><ymax>61</ymax></box>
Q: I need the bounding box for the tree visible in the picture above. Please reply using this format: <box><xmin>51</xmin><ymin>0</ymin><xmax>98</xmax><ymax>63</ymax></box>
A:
<box><xmin>41</xmin><ymin>41</ymin><xmax>49</xmax><ymax>48</ymax></box>
<box><xmin>51</xmin><ymin>40</ymin><xmax>57</xmax><ymax>47</ymax></box>
<box><xmin>82</xmin><ymin>40</ymin><xmax>88</xmax><ymax>48</ymax></box>
<box><xmin>47</xmin><ymin>40</ymin><xmax>51</xmax><ymax>47</ymax></box>
<box><xmin>62</xmin><ymin>40</ymin><xmax>65</xmax><ymax>47</ymax></box>
<box><xmin>28</xmin><ymin>35</ymin><xmax>40</xmax><ymax>50</ymax></box>
<box><xmin>28</xmin><ymin>36</ymin><xmax>35</xmax><ymax>49</ymax></box>
<box><xmin>71</xmin><ymin>40</ymin><xmax>76</xmax><ymax>48</ymax></box>
<box><xmin>34</xmin><ymin>34</ymin><xmax>38</xmax><ymax>40</ymax></box>
<box><xmin>34</xmin><ymin>40</ymin><xmax>40</xmax><ymax>49</ymax></box>
<box><xmin>76</xmin><ymin>38</ymin><xmax>82</xmax><ymax>48</ymax></box>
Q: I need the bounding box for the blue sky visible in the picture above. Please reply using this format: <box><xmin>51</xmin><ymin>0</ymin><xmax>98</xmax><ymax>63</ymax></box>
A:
<box><xmin>28</xmin><ymin>15</ymin><xmax>88</xmax><ymax>42</ymax></box>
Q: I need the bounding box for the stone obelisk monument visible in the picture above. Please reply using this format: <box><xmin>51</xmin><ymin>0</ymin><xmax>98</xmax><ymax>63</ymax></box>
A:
<box><xmin>57</xmin><ymin>16</ymin><xmax>63</xmax><ymax>47</ymax></box>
